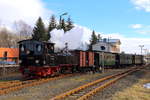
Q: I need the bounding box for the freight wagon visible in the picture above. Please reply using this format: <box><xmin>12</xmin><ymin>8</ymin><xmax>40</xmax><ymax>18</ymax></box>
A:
<box><xmin>71</xmin><ymin>50</ymin><xmax>95</xmax><ymax>72</ymax></box>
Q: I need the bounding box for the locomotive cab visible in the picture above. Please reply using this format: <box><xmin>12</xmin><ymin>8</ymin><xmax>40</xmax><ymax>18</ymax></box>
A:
<box><xmin>18</xmin><ymin>39</ymin><xmax>55</xmax><ymax>67</ymax></box>
<box><xmin>43</xmin><ymin>42</ymin><xmax>54</xmax><ymax>54</ymax></box>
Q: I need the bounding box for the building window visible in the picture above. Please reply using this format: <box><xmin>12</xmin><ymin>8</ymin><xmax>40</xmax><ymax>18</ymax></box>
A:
<box><xmin>3</xmin><ymin>51</ymin><xmax>7</xmax><ymax>60</ymax></box>
<box><xmin>101</xmin><ymin>46</ymin><xmax>105</xmax><ymax>50</ymax></box>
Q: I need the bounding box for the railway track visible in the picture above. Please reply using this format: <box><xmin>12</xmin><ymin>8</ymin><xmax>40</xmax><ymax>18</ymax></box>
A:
<box><xmin>0</xmin><ymin>74</ymin><xmax>74</xmax><ymax>95</ymax></box>
<box><xmin>0</xmin><ymin>80</ymin><xmax>22</xmax><ymax>89</ymax></box>
<box><xmin>50</xmin><ymin>65</ymin><xmax>146</xmax><ymax>100</ymax></box>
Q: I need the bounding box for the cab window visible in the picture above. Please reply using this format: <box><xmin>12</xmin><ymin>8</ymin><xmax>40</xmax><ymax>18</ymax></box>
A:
<box><xmin>36</xmin><ymin>44</ymin><xmax>42</xmax><ymax>52</ymax></box>
<box><xmin>20</xmin><ymin>44</ymin><xmax>25</xmax><ymax>52</ymax></box>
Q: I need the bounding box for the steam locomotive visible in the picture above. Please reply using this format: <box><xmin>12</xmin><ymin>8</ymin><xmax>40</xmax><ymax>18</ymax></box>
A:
<box><xmin>18</xmin><ymin>39</ymin><xmax>143</xmax><ymax>78</ymax></box>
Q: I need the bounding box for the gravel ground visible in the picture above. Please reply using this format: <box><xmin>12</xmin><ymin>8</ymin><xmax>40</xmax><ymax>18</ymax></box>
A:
<box><xmin>0</xmin><ymin>73</ymin><xmax>22</xmax><ymax>81</ymax></box>
<box><xmin>0</xmin><ymin>68</ymin><xmax>130</xmax><ymax>100</ymax></box>
<box><xmin>89</xmin><ymin>65</ymin><xmax>150</xmax><ymax>100</ymax></box>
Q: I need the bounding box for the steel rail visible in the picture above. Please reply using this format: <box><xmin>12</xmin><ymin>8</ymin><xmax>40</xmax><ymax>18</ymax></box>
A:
<box><xmin>78</xmin><ymin>65</ymin><xmax>149</xmax><ymax>100</ymax></box>
<box><xmin>49</xmin><ymin>66</ymin><xmax>146</xmax><ymax>100</ymax></box>
<box><xmin>0</xmin><ymin>81</ymin><xmax>22</xmax><ymax>89</ymax></box>
<box><xmin>77</xmin><ymin>69</ymin><xmax>136</xmax><ymax>100</ymax></box>
<box><xmin>0</xmin><ymin>74</ymin><xmax>74</xmax><ymax>95</ymax></box>
<box><xmin>0</xmin><ymin>80</ymin><xmax>20</xmax><ymax>86</ymax></box>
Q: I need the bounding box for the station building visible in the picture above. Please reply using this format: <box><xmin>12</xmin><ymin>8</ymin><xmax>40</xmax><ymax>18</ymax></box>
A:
<box><xmin>92</xmin><ymin>38</ymin><xmax>121</xmax><ymax>53</ymax></box>
<box><xmin>0</xmin><ymin>48</ymin><xmax>19</xmax><ymax>63</ymax></box>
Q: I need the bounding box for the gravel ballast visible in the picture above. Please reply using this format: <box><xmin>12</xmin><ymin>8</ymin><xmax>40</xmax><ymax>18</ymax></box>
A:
<box><xmin>89</xmin><ymin>65</ymin><xmax>150</xmax><ymax>100</ymax></box>
<box><xmin>0</xmin><ymin>66</ymin><xmax>149</xmax><ymax>100</ymax></box>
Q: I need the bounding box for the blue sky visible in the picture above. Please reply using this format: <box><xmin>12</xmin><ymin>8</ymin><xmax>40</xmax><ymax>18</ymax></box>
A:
<box><xmin>0</xmin><ymin>0</ymin><xmax>150</xmax><ymax>53</ymax></box>
<box><xmin>43</xmin><ymin>0</ymin><xmax>150</xmax><ymax>38</ymax></box>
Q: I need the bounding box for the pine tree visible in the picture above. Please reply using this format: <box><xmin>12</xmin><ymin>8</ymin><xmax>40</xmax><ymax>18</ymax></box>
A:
<box><xmin>47</xmin><ymin>15</ymin><xmax>57</xmax><ymax>41</ymax></box>
<box><xmin>57</xmin><ymin>18</ymin><xmax>68</xmax><ymax>32</ymax></box>
<box><xmin>48</xmin><ymin>15</ymin><xmax>57</xmax><ymax>33</ymax></box>
<box><xmin>97</xmin><ymin>34</ymin><xmax>101</xmax><ymax>42</ymax></box>
<box><xmin>57</xmin><ymin>18</ymin><xmax>62</xmax><ymax>30</ymax></box>
<box><xmin>66</xmin><ymin>16</ymin><xmax>74</xmax><ymax>31</ymax></box>
<box><xmin>32</xmin><ymin>17</ymin><xmax>49</xmax><ymax>41</ymax></box>
<box><xmin>57</xmin><ymin>23</ymin><xmax>61</xmax><ymax>30</ymax></box>
<box><xmin>44</xmin><ymin>33</ymin><xmax>50</xmax><ymax>41</ymax></box>
<box><xmin>61</xmin><ymin>19</ymin><xmax>67</xmax><ymax>32</ymax></box>
<box><xmin>89</xmin><ymin>30</ymin><xmax>98</xmax><ymax>50</ymax></box>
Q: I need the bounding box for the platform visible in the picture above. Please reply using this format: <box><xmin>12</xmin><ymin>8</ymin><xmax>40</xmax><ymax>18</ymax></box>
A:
<box><xmin>0</xmin><ymin>65</ymin><xmax>19</xmax><ymax>68</ymax></box>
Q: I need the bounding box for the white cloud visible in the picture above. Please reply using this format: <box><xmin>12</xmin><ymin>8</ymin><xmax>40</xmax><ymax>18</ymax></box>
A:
<box><xmin>130</xmin><ymin>24</ymin><xmax>150</xmax><ymax>35</ymax></box>
<box><xmin>131</xmin><ymin>0</ymin><xmax>150</xmax><ymax>12</ymax></box>
<box><xmin>130</xmin><ymin>24</ymin><xmax>143</xmax><ymax>29</ymax></box>
<box><xmin>101</xmin><ymin>33</ymin><xmax>150</xmax><ymax>54</ymax></box>
<box><xmin>0</xmin><ymin>0</ymin><xmax>52</xmax><ymax>27</ymax></box>
<box><xmin>121</xmin><ymin>37</ymin><xmax>150</xmax><ymax>54</ymax></box>
<box><xmin>137</xmin><ymin>30</ymin><xmax>150</xmax><ymax>34</ymax></box>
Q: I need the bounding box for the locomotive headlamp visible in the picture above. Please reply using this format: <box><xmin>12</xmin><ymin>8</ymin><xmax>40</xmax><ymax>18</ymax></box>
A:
<box><xmin>43</xmin><ymin>60</ymin><xmax>46</xmax><ymax>64</ymax></box>
<box><xmin>26</xmin><ymin>50</ymin><xmax>30</xmax><ymax>54</ymax></box>
<box><xmin>35</xmin><ymin>60</ymin><xmax>39</xmax><ymax>63</ymax></box>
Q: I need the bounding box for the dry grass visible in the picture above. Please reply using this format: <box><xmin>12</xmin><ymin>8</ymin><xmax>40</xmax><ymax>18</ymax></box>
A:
<box><xmin>70</xmin><ymin>73</ymin><xmax>100</xmax><ymax>82</ymax></box>
<box><xmin>112</xmin><ymin>70</ymin><xmax>150</xmax><ymax>100</ymax></box>
<box><xmin>4</xmin><ymin>96</ymin><xmax>28</xmax><ymax>100</ymax></box>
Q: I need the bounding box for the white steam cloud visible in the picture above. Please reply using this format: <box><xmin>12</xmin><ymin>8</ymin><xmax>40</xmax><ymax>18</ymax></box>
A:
<box><xmin>50</xmin><ymin>25</ymin><xmax>94</xmax><ymax>50</ymax></box>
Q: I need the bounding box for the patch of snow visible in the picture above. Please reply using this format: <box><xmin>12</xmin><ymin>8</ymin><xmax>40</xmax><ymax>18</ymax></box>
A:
<box><xmin>143</xmin><ymin>83</ymin><xmax>150</xmax><ymax>89</ymax></box>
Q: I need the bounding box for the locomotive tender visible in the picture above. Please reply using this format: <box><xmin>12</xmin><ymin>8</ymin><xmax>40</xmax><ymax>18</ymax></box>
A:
<box><xmin>18</xmin><ymin>39</ymin><xmax>143</xmax><ymax>78</ymax></box>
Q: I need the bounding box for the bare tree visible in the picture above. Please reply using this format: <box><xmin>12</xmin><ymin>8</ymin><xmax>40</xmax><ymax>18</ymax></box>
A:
<box><xmin>0</xmin><ymin>27</ymin><xmax>12</xmax><ymax>47</ymax></box>
<box><xmin>13</xmin><ymin>20</ymin><xmax>33</xmax><ymax>40</ymax></box>
<box><xmin>0</xmin><ymin>27</ymin><xmax>20</xmax><ymax>48</ymax></box>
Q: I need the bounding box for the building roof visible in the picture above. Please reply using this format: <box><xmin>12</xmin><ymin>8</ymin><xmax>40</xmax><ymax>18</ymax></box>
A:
<box><xmin>101</xmin><ymin>38</ymin><xmax>121</xmax><ymax>44</ymax></box>
<box><xmin>109</xmin><ymin>39</ymin><xmax>120</xmax><ymax>43</ymax></box>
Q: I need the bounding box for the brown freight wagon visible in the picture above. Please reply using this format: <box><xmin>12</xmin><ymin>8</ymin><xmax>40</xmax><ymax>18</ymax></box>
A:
<box><xmin>86</xmin><ymin>51</ymin><xmax>94</xmax><ymax>66</ymax></box>
<box><xmin>72</xmin><ymin>50</ymin><xmax>95</xmax><ymax>72</ymax></box>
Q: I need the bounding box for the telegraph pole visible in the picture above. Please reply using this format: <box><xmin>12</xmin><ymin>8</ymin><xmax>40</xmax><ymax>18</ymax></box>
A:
<box><xmin>59</xmin><ymin>12</ymin><xmax>68</xmax><ymax>25</ymax></box>
<box><xmin>139</xmin><ymin>45</ymin><xmax>144</xmax><ymax>55</ymax></box>
<box><xmin>102</xmin><ymin>52</ymin><xmax>104</xmax><ymax>73</ymax></box>
<box><xmin>108</xmin><ymin>37</ymin><xmax>111</xmax><ymax>52</ymax></box>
